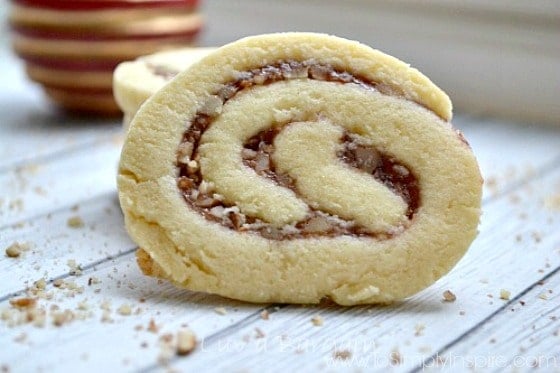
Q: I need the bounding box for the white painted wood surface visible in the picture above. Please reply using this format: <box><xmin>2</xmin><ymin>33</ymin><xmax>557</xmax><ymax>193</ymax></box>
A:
<box><xmin>1</xmin><ymin>3</ymin><xmax>560</xmax><ymax>372</ymax></box>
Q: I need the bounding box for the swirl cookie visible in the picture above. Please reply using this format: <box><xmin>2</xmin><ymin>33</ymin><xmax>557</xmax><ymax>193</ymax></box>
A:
<box><xmin>118</xmin><ymin>33</ymin><xmax>482</xmax><ymax>305</ymax></box>
<box><xmin>113</xmin><ymin>47</ymin><xmax>215</xmax><ymax>127</ymax></box>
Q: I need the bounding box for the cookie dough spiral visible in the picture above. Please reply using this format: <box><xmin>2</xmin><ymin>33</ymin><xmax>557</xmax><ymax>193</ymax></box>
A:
<box><xmin>118</xmin><ymin>33</ymin><xmax>482</xmax><ymax>305</ymax></box>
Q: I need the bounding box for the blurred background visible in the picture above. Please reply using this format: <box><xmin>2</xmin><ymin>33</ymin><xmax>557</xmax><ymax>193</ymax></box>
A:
<box><xmin>3</xmin><ymin>0</ymin><xmax>559</xmax><ymax>125</ymax></box>
<box><xmin>199</xmin><ymin>0</ymin><xmax>560</xmax><ymax>126</ymax></box>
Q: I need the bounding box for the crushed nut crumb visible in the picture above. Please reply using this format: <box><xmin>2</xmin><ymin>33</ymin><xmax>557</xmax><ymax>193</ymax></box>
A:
<box><xmin>52</xmin><ymin>309</ymin><xmax>74</xmax><ymax>326</ymax></box>
<box><xmin>390</xmin><ymin>349</ymin><xmax>402</xmax><ymax>365</ymax></box>
<box><xmin>77</xmin><ymin>301</ymin><xmax>89</xmax><ymax>311</ymax></box>
<box><xmin>176</xmin><ymin>328</ymin><xmax>197</xmax><ymax>356</ymax></box>
<box><xmin>67</xmin><ymin>216</ymin><xmax>85</xmax><ymax>228</ymax></box>
<box><xmin>67</xmin><ymin>259</ymin><xmax>82</xmax><ymax>276</ymax></box>
<box><xmin>117</xmin><ymin>304</ymin><xmax>132</xmax><ymax>316</ymax></box>
<box><xmin>499</xmin><ymin>289</ymin><xmax>511</xmax><ymax>300</ymax></box>
<box><xmin>442</xmin><ymin>290</ymin><xmax>456</xmax><ymax>302</ymax></box>
<box><xmin>254</xmin><ymin>327</ymin><xmax>266</xmax><ymax>339</ymax></box>
<box><xmin>260</xmin><ymin>310</ymin><xmax>270</xmax><ymax>320</ymax></box>
<box><xmin>10</xmin><ymin>297</ymin><xmax>37</xmax><ymax>309</ymax></box>
<box><xmin>333</xmin><ymin>349</ymin><xmax>352</xmax><ymax>361</ymax></box>
<box><xmin>544</xmin><ymin>193</ymin><xmax>560</xmax><ymax>211</ymax></box>
<box><xmin>101</xmin><ymin>310</ymin><xmax>112</xmax><ymax>323</ymax></box>
<box><xmin>33</xmin><ymin>278</ymin><xmax>47</xmax><ymax>290</ymax></box>
<box><xmin>311</xmin><ymin>315</ymin><xmax>324</xmax><ymax>326</ymax></box>
<box><xmin>148</xmin><ymin>319</ymin><xmax>159</xmax><ymax>333</ymax></box>
<box><xmin>5</xmin><ymin>242</ymin><xmax>27</xmax><ymax>258</ymax></box>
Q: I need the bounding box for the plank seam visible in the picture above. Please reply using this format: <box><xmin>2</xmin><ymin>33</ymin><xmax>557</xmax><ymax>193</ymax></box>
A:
<box><xmin>0</xmin><ymin>129</ymin><xmax>122</xmax><ymax>174</ymax></box>
<box><xmin>0</xmin><ymin>246</ymin><xmax>137</xmax><ymax>303</ymax></box>
<box><xmin>0</xmin><ymin>190</ymin><xmax>117</xmax><ymax>231</ymax></box>
<box><xmin>409</xmin><ymin>264</ymin><xmax>560</xmax><ymax>373</ymax></box>
<box><xmin>137</xmin><ymin>304</ymin><xmax>287</xmax><ymax>373</ymax></box>
<box><xmin>481</xmin><ymin>153</ymin><xmax>560</xmax><ymax>205</ymax></box>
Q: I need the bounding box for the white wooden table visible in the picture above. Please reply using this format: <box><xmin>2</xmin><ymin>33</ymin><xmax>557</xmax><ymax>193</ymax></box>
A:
<box><xmin>2</xmin><ymin>5</ymin><xmax>560</xmax><ymax>373</ymax></box>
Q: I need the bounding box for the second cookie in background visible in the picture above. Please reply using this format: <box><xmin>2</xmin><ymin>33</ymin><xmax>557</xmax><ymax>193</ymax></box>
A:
<box><xmin>113</xmin><ymin>47</ymin><xmax>215</xmax><ymax>128</ymax></box>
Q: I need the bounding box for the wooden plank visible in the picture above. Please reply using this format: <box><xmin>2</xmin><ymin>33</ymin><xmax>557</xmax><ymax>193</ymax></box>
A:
<box><xmin>148</xmin><ymin>160</ymin><xmax>560</xmax><ymax>372</ymax></box>
<box><xmin>430</xmin><ymin>268</ymin><xmax>560</xmax><ymax>371</ymax></box>
<box><xmin>0</xmin><ymin>137</ymin><xmax>122</xmax><ymax>229</ymax></box>
<box><xmin>0</xmin><ymin>192</ymin><xmax>134</xmax><ymax>298</ymax></box>
<box><xmin>455</xmin><ymin>115</ymin><xmax>560</xmax><ymax>200</ymax></box>
<box><xmin>0</xmin><ymin>112</ymin><xmax>559</xmax><ymax>371</ymax></box>
<box><xmin>0</xmin><ymin>248</ymin><xmax>276</xmax><ymax>371</ymax></box>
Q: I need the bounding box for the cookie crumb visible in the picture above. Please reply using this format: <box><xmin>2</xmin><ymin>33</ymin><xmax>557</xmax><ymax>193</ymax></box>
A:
<box><xmin>499</xmin><ymin>289</ymin><xmax>511</xmax><ymax>300</ymax></box>
<box><xmin>544</xmin><ymin>193</ymin><xmax>560</xmax><ymax>211</ymax></box>
<box><xmin>67</xmin><ymin>216</ymin><xmax>85</xmax><ymax>228</ymax></box>
<box><xmin>260</xmin><ymin>310</ymin><xmax>270</xmax><ymax>320</ymax></box>
<box><xmin>77</xmin><ymin>301</ymin><xmax>89</xmax><ymax>311</ymax></box>
<box><xmin>311</xmin><ymin>315</ymin><xmax>324</xmax><ymax>326</ymax></box>
<box><xmin>34</xmin><ymin>278</ymin><xmax>47</xmax><ymax>290</ymax></box>
<box><xmin>333</xmin><ymin>349</ymin><xmax>352</xmax><ymax>361</ymax></box>
<box><xmin>52</xmin><ymin>309</ymin><xmax>74</xmax><ymax>326</ymax></box>
<box><xmin>390</xmin><ymin>349</ymin><xmax>402</xmax><ymax>365</ymax></box>
<box><xmin>67</xmin><ymin>259</ymin><xmax>82</xmax><ymax>276</ymax></box>
<box><xmin>148</xmin><ymin>318</ymin><xmax>159</xmax><ymax>333</ymax></box>
<box><xmin>414</xmin><ymin>323</ymin><xmax>425</xmax><ymax>336</ymax></box>
<box><xmin>117</xmin><ymin>304</ymin><xmax>132</xmax><ymax>316</ymax></box>
<box><xmin>5</xmin><ymin>242</ymin><xmax>25</xmax><ymax>258</ymax></box>
<box><xmin>442</xmin><ymin>290</ymin><xmax>456</xmax><ymax>302</ymax></box>
<box><xmin>10</xmin><ymin>297</ymin><xmax>37</xmax><ymax>309</ymax></box>
<box><xmin>254</xmin><ymin>327</ymin><xmax>266</xmax><ymax>339</ymax></box>
<box><xmin>214</xmin><ymin>307</ymin><xmax>227</xmax><ymax>315</ymax></box>
<box><xmin>176</xmin><ymin>328</ymin><xmax>197</xmax><ymax>356</ymax></box>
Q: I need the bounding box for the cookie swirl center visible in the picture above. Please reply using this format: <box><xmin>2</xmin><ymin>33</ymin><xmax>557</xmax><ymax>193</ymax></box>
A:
<box><xmin>176</xmin><ymin>61</ymin><xmax>421</xmax><ymax>239</ymax></box>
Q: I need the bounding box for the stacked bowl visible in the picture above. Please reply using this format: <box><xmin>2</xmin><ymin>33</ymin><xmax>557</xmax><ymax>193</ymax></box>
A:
<box><xmin>9</xmin><ymin>0</ymin><xmax>203</xmax><ymax>115</ymax></box>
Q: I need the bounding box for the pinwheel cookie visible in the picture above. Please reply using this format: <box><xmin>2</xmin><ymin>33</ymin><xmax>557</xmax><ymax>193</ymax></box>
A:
<box><xmin>113</xmin><ymin>47</ymin><xmax>215</xmax><ymax>127</ymax></box>
<box><xmin>118</xmin><ymin>33</ymin><xmax>482</xmax><ymax>305</ymax></box>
